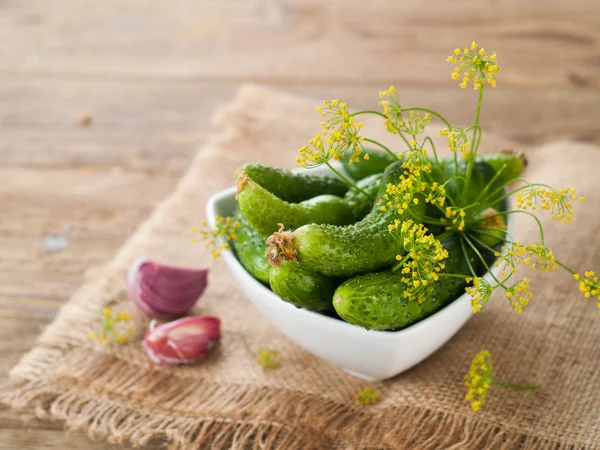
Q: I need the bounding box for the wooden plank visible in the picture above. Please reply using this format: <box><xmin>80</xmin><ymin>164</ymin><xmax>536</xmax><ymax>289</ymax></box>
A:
<box><xmin>1</xmin><ymin>78</ymin><xmax>600</xmax><ymax>172</ymax></box>
<box><xmin>0</xmin><ymin>1</ymin><xmax>599</xmax><ymax>87</ymax></box>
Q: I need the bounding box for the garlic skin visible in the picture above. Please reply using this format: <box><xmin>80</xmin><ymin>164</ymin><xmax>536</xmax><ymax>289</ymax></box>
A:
<box><xmin>127</xmin><ymin>257</ymin><xmax>208</xmax><ymax>319</ymax></box>
<box><xmin>143</xmin><ymin>316</ymin><xmax>221</xmax><ymax>365</ymax></box>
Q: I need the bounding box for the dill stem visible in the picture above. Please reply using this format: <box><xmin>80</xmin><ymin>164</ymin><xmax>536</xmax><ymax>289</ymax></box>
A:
<box><xmin>326</xmin><ymin>162</ymin><xmax>374</xmax><ymax>200</ymax></box>
<box><xmin>362</xmin><ymin>138</ymin><xmax>397</xmax><ymax>159</ymax></box>
<box><xmin>492</xmin><ymin>381</ymin><xmax>539</xmax><ymax>391</ymax></box>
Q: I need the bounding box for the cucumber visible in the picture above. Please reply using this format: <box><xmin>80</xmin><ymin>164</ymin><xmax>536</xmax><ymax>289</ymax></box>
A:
<box><xmin>237</xmin><ymin>170</ymin><xmax>381</xmax><ymax>236</ymax></box>
<box><xmin>237</xmin><ymin>178</ymin><xmax>357</xmax><ymax>235</ymax></box>
<box><xmin>342</xmin><ymin>173</ymin><xmax>383</xmax><ymax>219</ymax></box>
<box><xmin>238</xmin><ymin>163</ymin><xmax>347</xmax><ymax>203</ymax></box>
<box><xmin>333</xmin><ymin>237</ymin><xmax>480</xmax><ymax>330</ymax></box>
<box><xmin>268</xmin><ymin>161</ymin><xmax>425</xmax><ymax>277</ymax></box>
<box><xmin>269</xmin><ymin>261</ymin><xmax>336</xmax><ymax>312</ymax></box>
<box><xmin>478</xmin><ymin>150</ymin><xmax>526</xmax><ymax>186</ymax></box>
<box><xmin>231</xmin><ymin>212</ymin><xmax>270</xmax><ymax>284</ymax></box>
<box><xmin>341</xmin><ymin>148</ymin><xmax>397</xmax><ymax>180</ymax></box>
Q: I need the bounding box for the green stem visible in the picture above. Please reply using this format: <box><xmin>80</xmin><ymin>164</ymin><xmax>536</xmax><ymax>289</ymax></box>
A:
<box><xmin>326</xmin><ymin>162</ymin><xmax>374</xmax><ymax>200</ymax></box>
<box><xmin>492</xmin><ymin>381</ymin><xmax>539</xmax><ymax>391</ymax></box>
<box><xmin>484</xmin><ymin>210</ymin><xmax>545</xmax><ymax>244</ymax></box>
<box><xmin>437</xmin><ymin>273</ymin><xmax>471</xmax><ymax>279</ymax></box>
<box><xmin>555</xmin><ymin>259</ymin><xmax>577</xmax><ymax>276</ymax></box>
<box><xmin>362</xmin><ymin>138</ymin><xmax>397</xmax><ymax>159</ymax></box>
<box><xmin>398</xmin><ymin>132</ymin><xmax>414</xmax><ymax>151</ymax></box>
<box><xmin>475</xmin><ymin>163</ymin><xmax>508</xmax><ymax>204</ymax></box>
<box><xmin>351</xmin><ymin>110</ymin><xmax>387</xmax><ymax>119</ymax></box>
<box><xmin>463</xmin><ymin>85</ymin><xmax>485</xmax><ymax>204</ymax></box>
<box><xmin>459</xmin><ymin>235</ymin><xmax>478</xmax><ymax>278</ymax></box>
<box><xmin>463</xmin><ymin>233</ymin><xmax>507</xmax><ymax>288</ymax></box>
<box><xmin>422</xmin><ymin>136</ymin><xmax>443</xmax><ymax>174</ymax></box>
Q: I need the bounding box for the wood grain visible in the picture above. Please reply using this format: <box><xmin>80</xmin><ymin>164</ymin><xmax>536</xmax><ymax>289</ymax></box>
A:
<box><xmin>1</xmin><ymin>0</ymin><xmax>599</xmax><ymax>447</ymax></box>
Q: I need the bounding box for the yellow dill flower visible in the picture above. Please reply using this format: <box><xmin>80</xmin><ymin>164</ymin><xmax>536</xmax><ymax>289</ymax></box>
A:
<box><xmin>304</xmin><ymin>99</ymin><xmax>366</xmax><ymax>166</ymax></box>
<box><xmin>354</xmin><ymin>386</ymin><xmax>381</xmax><ymax>406</ymax></box>
<box><xmin>447</xmin><ymin>42</ymin><xmax>499</xmax><ymax>89</ymax></box>
<box><xmin>576</xmin><ymin>271</ymin><xmax>600</xmax><ymax>306</ymax></box>
<box><xmin>466</xmin><ymin>277</ymin><xmax>493</xmax><ymax>313</ymax></box>
<box><xmin>506</xmin><ymin>279</ymin><xmax>532</xmax><ymax>313</ymax></box>
<box><xmin>439</xmin><ymin>127</ymin><xmax>471</xmax><ymax>158</ymax></box>
<box><xmin>496</xmin><ymin>243</ymin><xmax>556</xmax><ymax>273</ymax></box>
<box><xmin>464</xmin><ymin>350</ymin><xmax>493</xmax><ymax>411</ymax></box>
<box><xmin>391</xmin><ymin>220</ymin><xmax>448</xmax><ymax>303</ymax></box>
<box><xmin>379</xmin><ymin>86</ymin><xmax>431</xmax><ymax>136</ymax></box>
<box><xmin>243</xmin><ymin>338</ymin><xmax>281</xmax><ymax>370</ymax></box>
<box><xmin>384</xmin><ymin>169</ymin><xmax>446</xmax><ymax>216</ymax></box>
<box><xmin>402</xmin><ymin>146</ymin><xmax>433</xmax><ymax>175</ymax></box>
<box><xmin>444</xmin><ymin>207</ymin><xmax>467</xmax><ymax>231</ymax></box>
<box><xmin>192</xmin><ymin>216</ymin><xmax>241</xmax><ymax>258</ymax></box>
<box><xmin>91</xmin><ymin>301</ymin><xmax>135</xmax><ymax>345</ymax></box>
<box><xmin>516</xmin><ymin>186</ymin><xmax>583</xmax><ymax>223</ymax></box>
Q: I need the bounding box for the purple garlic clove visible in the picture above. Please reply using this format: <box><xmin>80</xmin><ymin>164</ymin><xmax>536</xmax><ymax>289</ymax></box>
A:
<box><xmin>127</xmin><ymin>257</ymin><xmax>208</xmax><ymax>319</ymax></box>
<box><xmin>143</xmin><ymin>316</ymin><xmax>221</xmax><ymax>365</ymax></box>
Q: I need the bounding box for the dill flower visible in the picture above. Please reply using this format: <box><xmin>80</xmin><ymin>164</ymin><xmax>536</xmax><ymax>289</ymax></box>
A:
<box><xmin>301</xmin><ymin>99</ymin><xmax>366</xmax><ymax>166</ymax></box>
<box><xmin>381</xmin><ymin>169</ymin><xmax>445</xmax><ymax>215</ymax></box>
<box><xmin>379</xmin><ymin>86</ymin><xmax>431</xmax><ymax>136</ymax></box>
<box><xmin>575</xmin><ymin>272</ymin><xmax>600</xmax><ymax>306</ymax></box>
<box><xmin>506</xmin><ymin>279</ymin><xmax>532</xmax><ymax>314</ymax></box>
<box><xmin>447</xmin><ymin>41</ymin><xmax>499</xmax><ymax>89</ymax></box>
<box><xmin>90</xmin><ymin>306</ymin><xmax>135</xmax><ymax>344</ymax></box>
<box><xmin>354</xmin><ymin>386</ymin><xmax>381</xmax><ymax>406</ymax></box>
<box><xmin>444</xmin><ymin>207</ymin><xmax>467</xmax><ymax>231</ymax></box>
<box><xmin>402</xmin><ymin>146</ymin><xmax>433</xmax><ymax>174</ymax></box>
<box><xmin>465</xmin><ymin>350</ymin><xmax>539</xmax><ymax>412</ymax></box>
<box><xmin>516</xmin><ymin>186</ymin><xmax>584</xmax><ymax>223</ymax></box>
<box><xmin>439</xmin><ymin>127</ymin><xmax>471</xmax><ymax>159</ymax></box>
<box><xmin>390</xmin><ymin>220</ymin><xmax>448</xmax><ymax>303</ymax></box>
<box><xmin>192</xmin><ymin>216</ymin><xmax>241</xmax><ymax>258</ymax></box>
<box><xmin>466</xmin><ymin>277</ymin><xmax>493</xmax><ymax>313</ymax></box>
<box><xmin>243</xmin><ymin>338</ymin><xmax>281</xmax><ymax>370</ymax></box>
<box><xmin>464</xmin><ymin>350</ymin><xmax>493</xmax><ymax>411</ymax></box>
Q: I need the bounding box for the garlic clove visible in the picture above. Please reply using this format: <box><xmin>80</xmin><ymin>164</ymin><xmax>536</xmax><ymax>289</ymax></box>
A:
<box><xmin>143</xmin><ymin>316</ymin><xmax>221</xmax><ymax>365</ymax></box>
<box><xmin>127</xmin><ymin>257</ymin><xmax>208</xmax><ymax>319</ymax></box>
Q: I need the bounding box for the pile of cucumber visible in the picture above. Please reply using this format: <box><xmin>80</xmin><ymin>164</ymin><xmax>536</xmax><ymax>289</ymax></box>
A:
<box><xmin>231</xmin><ymin>149</ymin><xmax>524</xmax><ymax>331</ymax></box>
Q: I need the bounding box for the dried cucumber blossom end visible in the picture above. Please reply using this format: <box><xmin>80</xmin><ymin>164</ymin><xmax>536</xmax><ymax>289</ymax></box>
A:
<box><xmin>390</xmin><ymin>220</ymin><xmax>448</xmax><ymax>304</ymax></box>
<box><xmin>574</xmin><ymin>272</ymin><xmax>600</xmax><ymax>307</ymax></box>
<box><xmin>447</xmin><ymin>41</ymin><xmax>499</xmax><ymax>89</ymax></box>
<box><xmin>89</xmin><ymin>290</ymin><xmax>135</xmax><ymax>344</ymax></box>
<box><xmin>192</xmin><ymin>215</ymin><xmax>241</xmax><ymax>259</ymax></box>
<box><xmin>354</xmin><ymin>386</ymin><xmax>382</xmax><ymax>406</ymax></box>
<box><xmin>265</xmin><ymin>224</ymin><xmax>298</xmax><ymax>267</ymax></box>
<box><xmin>378</xmin><ymin>86</ymin><xmax>431</xmax><ymax>137</ymax></box>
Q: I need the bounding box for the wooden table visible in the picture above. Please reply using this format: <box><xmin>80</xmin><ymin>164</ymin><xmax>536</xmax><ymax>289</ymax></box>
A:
<box><xmin>2</xmin><ymin>1</ymin><xmax>599</xmax><ymax>448</ymax></box>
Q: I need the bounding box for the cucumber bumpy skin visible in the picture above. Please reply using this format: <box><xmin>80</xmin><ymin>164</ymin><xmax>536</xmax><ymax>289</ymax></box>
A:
<box><xmin>341</xmin><ymin>148</ymin><xmax>396</xmax><ymax>181</ymax></box>
<box><xmin>269</xmin><ymin>261</ymin><xmax>337</xmax><ymax>312</ymax></box>
<box><xmin>238</xmin><ymin>163</ymin><xmax>348</xmax><ymax>203</ymax></box>
<box><xmin>267</xmin><ymin>161</ymin><xmax>425</xmax><ymax>277</ymax></box>
<box><xmin>332</xmin><ymin>238</ymin><xmax>480</xmax><ymax>331</ymax></box>
<box><xmin>236</xmin><ymin>171</ymin><xmax>382</xmax><ymax>236</ymax></box>
<box><xmin>231</xmin><ymin>212</ymin><xmax>270</xmax><ymax>284</ymax></box>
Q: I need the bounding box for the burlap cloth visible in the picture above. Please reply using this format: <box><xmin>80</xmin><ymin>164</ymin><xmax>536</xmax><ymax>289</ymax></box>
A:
<box><xmin>2</xmin><ymin>85</ymin><xmax>599</xmax><ymax>450</ymax></box>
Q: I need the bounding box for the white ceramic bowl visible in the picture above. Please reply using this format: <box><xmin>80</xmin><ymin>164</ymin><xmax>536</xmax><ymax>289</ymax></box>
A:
<box><xmin>206</xmin><ymin>167</ymin><xmax>509</xmax><ymax>381</ymax></box>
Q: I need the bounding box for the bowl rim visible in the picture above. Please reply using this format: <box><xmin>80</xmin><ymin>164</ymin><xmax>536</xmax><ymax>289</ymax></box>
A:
<box><xmin>206</xmin><ymin>182</ymin><xmax>512</xmax><ymax>339</ymax></box>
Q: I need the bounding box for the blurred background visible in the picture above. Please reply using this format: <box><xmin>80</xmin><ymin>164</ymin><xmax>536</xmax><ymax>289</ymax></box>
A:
<box><xmin>1</xmin><ymin>0</ymin><xmax>600</xmax><ymax>448</ymax></box>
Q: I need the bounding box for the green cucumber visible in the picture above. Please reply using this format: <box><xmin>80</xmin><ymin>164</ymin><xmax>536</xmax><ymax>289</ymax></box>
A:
<box><xmin>478</xmin><ymin>150</ymin><xmax>526</xmax><ymax>186</ymax></box>
<box><xmin>333</xmin><ymin>237</ymin><xmax>480</xmax><ymax>330</ymax></box>
<box><xmin>237</xmin><ymin>178</ymin><xmax>357</xmax><ymax>235</ymax></box>
<box><xmin>268</xmin><ymin>161</ymin><xmax>425</xmax><ymax>277</ymax></box>
<box><xmin>342</xmin><ymin>173</ymin><xmax>383</xmax><ymax>219</ymax></box>
<box><xmin>238</xmin><ymin>163</ymin><xmax>347</xmax><ymax>202</ymax></box>
<box><xmin>231</xmin><ymin>212</ymin><xmax>270</xmax><ymax>284</ymax></box>
<box><xmin>237</xmin><ymin>170</ymin><xmax>381</xmax><ymax>236</ymax></box>
<box><xmin>269</xmin><ymin>261</ymin><xmax>336</xmax><ymax>311</ymax></box>
<box><xmin>341</xmin><ymin>148</ymin><xmax>397</xmax><ymax>180</ymax></box>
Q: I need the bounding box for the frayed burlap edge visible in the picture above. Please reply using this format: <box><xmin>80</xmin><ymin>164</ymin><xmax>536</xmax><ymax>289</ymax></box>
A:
<box><xmin>0</xmin><ymin>345</ymin><xmax>591</xmax><ymax>450</ymax></box>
